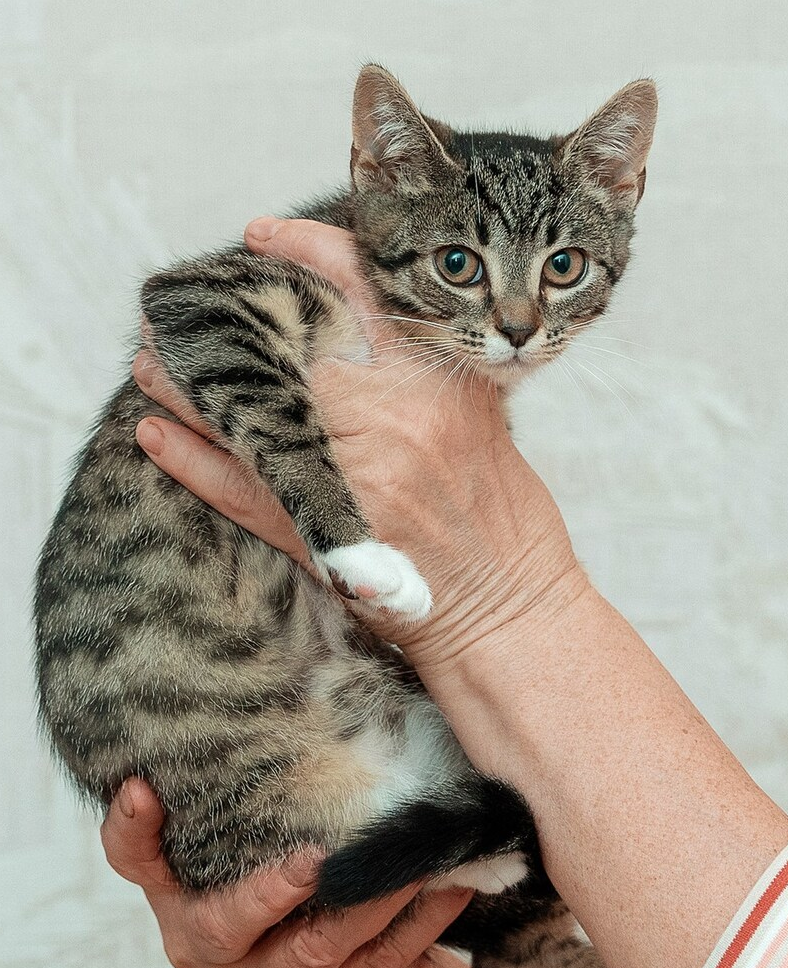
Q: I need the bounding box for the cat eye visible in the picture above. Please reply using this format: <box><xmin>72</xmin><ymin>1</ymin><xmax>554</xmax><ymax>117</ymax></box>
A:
<box><xmin>541</xmin><ymin>249</ymin><xmax>587</xmax><ymax>288</ymax></box>
<box><xmin>434</xmin><ymin>246</ymin><xmax>485</xmax><ymax>286</ymax></box>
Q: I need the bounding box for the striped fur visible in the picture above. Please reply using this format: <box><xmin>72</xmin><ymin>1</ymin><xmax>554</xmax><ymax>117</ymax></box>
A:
<box><xmin>34</xmin><ymin>66</ymin><xmax>656</xmax><ymax>967</ymax></box>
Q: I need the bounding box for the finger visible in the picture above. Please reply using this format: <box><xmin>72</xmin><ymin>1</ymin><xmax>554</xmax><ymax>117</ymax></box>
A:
<box><xmin>247</xmin><ymin>882</ymin><xmax>424</xmax><ymax>968</ymax></box>
<box><xmin>133</xmin><ymin>349</ymin><xmax>214</xmax><ymax>439</ymax></box>
<box><xmin>244</xmin><ymin>217</ymin><xmax>364</xmax><ymax>296</ymax></box>
<box><xmin>135</xmin><ymin>416</ymin><xmax>314</xmax><ymax>573</ymax></box>
<box><xmin>413</xmin><ymin>947</ymin><xmax>471</xmax><ymax>968</ymax></box>
<box><xmin>163</xmin><ymin>853</ymin><xmax>323</xmax><ymax>967</ymax></box>
<box><xmin>100</xmin><ymin>778</ymin><xmax>177</xmax><ymax>894</ymax></box>
<box><xmin>345</xmin><ymin>889</ymin><xmax>474</xmax><ymax>968</ymax></box>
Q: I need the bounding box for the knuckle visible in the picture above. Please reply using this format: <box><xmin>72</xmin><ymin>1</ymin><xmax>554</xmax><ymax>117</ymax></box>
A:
<box><xmin>417</xmin><ymin>949</ymin><xmax>446</xmax><ymax>968</ymax></box>
<box><xmin>276</xmin><ymin>219</ymin><xmax>311</xmax><ymax>254</ymax></box>
<box><xmin>285</xmin><ymin>926</ymin><xmax>346</xmax><ymax>968</ymax></box>
<box><xmin>220</xmin><ymin>465</ymin><xmax>259</xmax><ymax>517</ymax></box>
<box><xmin>99</xmin><ymin>830</ymin><xmax>141</xmax><ymax>885</ymax></box>
<box><xmin>99</xmin><ymin>824</ymin><xmax>123</xmax><ymax>870</ymax></box>
<box><xmin>161</xmin><ymin>937</ymin><xmax>199</xmax><ymax>968</ymax></box>
<box><xmin>363</xmin><ymin>935</ymin><xmax>411</xmax><ymax>968</ymax></box>
<box><xmin>188</xmin><ymin>896</ymin><xmax>244</xmax><ymax>961</ymax></box>
<box><xmin>242</xmin><ymin>877</ymin><xmax>284</xmax><ymax>926</ymax></box>
<box><xmin>104</xmin><ymin>853</ymin><xmax>135</xmax><ymax>881</ymax></box>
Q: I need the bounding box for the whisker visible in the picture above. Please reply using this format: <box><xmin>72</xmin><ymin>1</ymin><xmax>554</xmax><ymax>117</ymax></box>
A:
<box><xmin>559</xmin><ymin>354</ymin><xmax>592</xmax><ymax>398</ymax></box>
<box><xmin>454</xmin><ymin>355</ymin><xmax>473</xmax><ymax>404</ymax></box>
<box><xmin>571</xmin><ymin>358</ymin><xmax>634</xmax><ymax>417</ymax></box>
<box><xmin>372</xmin><ymin>344</ymin><xmax>459</xmax><ymax>370</ymax></box>
<box><xmin>429</xmin><ymin>354</ymin><xmax>468</xmax><ymax>412</ymax></box>
<box><xmin>338</xmin><ymin>344</ymin><xmax>460</xmax><ymax>391</ymax></box>
<box><xmin>582</xmin><ymin>334</ymin><xmax>646</xmax><ymax>345</ymax></box>
<box><xmin>363</xmin><ymin>313</ymin><xmax>461</xmax><ymax>334</ymax></box>
<box><xmin>369</xmin><ymin>353</ymin><xmax>458</xmax><ymax>413</ymax></box>
<box><xmin>485</xmin><ymin>365</ymin><xmax>496</xmax><ymax>412</ymax></box>
<box><xmin>556</xmin><ymin>356</ymin><xmax>599</xmax><ymax>433</ymax></box>
<box><xmin>337</xmin><ymin>275</ymin><xmax>375</xmax><ymax>301</ymax></box>
<box><xmin>369</xmin><ymin>335</ymin><xmax>459</xmax><ymax>351</ymax></box>
<box><xmin>463</xmin><ymin>356</ymin><xmax>481</xmax><ymax>415</ymax></box>
<box><xmin>578</xmin><ymin>341</ymin><xmax>657</xmax><ymax>373</ymax></box>
<box><xmin>555</xmin><ymin>354</ymin><xmax>587</xmax><ymax>407</ymax></box>
<box><xmin>564</xmin><ymin>326</ymin><xmax>650</xmax><ymax>350</ymax></box>
<box><xmin>350</xmin><ymin>351</ymin><xmax>460</xmax><ymax>426</ymax></box>
<box><xmin>577</xmin><ymin>354</ymin><xmax>639</xmax><ymax>403</ymax></box>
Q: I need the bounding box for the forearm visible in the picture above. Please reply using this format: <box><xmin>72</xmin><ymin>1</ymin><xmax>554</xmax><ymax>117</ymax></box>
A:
<box><xmin>419</xmin><ymin>581</ymin><xmax>788</xmax><ymax>968</ymax></box>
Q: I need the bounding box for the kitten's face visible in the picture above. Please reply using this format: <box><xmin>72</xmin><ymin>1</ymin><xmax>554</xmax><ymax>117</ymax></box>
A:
<box><xmin>349</xmin><ymin>67</ymin><xmax>657</xmax><ymax>386</ymax></box>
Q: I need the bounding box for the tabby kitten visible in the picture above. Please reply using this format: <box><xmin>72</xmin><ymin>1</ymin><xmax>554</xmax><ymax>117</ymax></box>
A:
<box><xmin>35</xmin><ymin>66</ymin><xmax>656</xmax><ymax>967</ymax></box>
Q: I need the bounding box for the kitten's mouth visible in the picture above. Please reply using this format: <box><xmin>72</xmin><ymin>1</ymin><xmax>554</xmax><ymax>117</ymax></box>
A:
<box><xmin>471</xmin><ymin>346</ymin><xmax>550</xmax><ymax>385</ymax></box>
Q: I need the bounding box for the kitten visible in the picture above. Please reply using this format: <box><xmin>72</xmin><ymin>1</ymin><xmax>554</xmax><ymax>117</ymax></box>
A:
<box><xmin>35</xmin><ymin>65</ymin><xmax>656</xmax><ymax>967</ymax></box>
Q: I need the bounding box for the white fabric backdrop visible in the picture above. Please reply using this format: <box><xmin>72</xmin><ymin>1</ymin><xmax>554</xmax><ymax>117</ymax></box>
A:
<box><xmin>1</xmin><ymin>2</ymin><xmax>787</xmax><ymax>964</ymax></box>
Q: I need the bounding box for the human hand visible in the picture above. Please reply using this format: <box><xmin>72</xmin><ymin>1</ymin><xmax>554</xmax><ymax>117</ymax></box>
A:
<box><xmin>133</xmin><ymin>216</ymin><xmax>588</xmax><ymax>672</ymax></box>
<box><xmin>101</xmin><ymin>778</ymin><xmax>472</xmax><ymax>968</ymax></box>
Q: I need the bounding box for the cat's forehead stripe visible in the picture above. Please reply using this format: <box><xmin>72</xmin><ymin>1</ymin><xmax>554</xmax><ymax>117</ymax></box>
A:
<box><xmin>457</xmin><ymin>146</ymin><xmax>570</xmax><ymax>247</ymax></box>
<box><xmin>465</xmin><ymin>172</ymin><xmax>516</xmax><ymax>241</ymax></box>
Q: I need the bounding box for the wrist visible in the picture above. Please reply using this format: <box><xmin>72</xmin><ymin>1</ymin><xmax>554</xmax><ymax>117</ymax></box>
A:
<box><xmin>403</xmin><ymin>564</ymin><xmax>600</xmax><ymax>809</ymax></box>
<box><xmin>403</xmin><ymin>540</ymin><xmax>593</xmax><ymax>682</ymax></box>
<box><xmin>381</xmin><ymin>427</ymin><xmax>582</xmax><ymax>653</ymax></box>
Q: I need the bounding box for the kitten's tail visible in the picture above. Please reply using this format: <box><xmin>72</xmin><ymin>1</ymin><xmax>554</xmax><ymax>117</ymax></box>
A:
<box><xmin>315</xmin><ymin>774</ymin><xmax>536</xmax><ymax>907</ymax></box>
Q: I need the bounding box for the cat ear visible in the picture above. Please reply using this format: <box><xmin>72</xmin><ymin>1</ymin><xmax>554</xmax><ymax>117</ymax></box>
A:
<box><xmin>561</xmin><ymin>80</ymin><xmax>658</xmax><ymax>206</ymax></box>
<box><xmin>351</xmin><ymin>65</ymin><xmax>457</xmax><ymax>193</ymax></box>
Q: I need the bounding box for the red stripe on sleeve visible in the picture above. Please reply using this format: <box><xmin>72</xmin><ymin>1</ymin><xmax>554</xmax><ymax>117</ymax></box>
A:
<box><xmin>716</xmin><ymin>860</ymin><xmax>788</xmax><ymax>968</ymax></box>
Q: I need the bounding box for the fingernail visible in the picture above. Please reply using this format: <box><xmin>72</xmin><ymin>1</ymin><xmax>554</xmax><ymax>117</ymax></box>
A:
<box><xmin>282</xmin><ymin>851</ymin><xmax>322</xmax><ymax>887</ymax></box>
<box><xmin>136</xmin><ymin>420</ymin><xmax>164</xmax><ymax>456</ymax></box>
<box><xmin>448</xmin><ymin>887</ymin><xmax>475</xmax><ymax>902</ymax></box>
<box><xmin>246</xmin><ymin>216</ymin><xmax>282</xmax><ymax>243</ymax></box>
<box><xmin>118</xmin><ymin>781</ymin><xmax>135</xmax><ymax>819</ymax></box>
<box><xmin>135</xmin><ymin>356</ymin><xmax>155</xmax><ymax>389</ymax></box>
<box><xmin>328</xmin><ymin>570</ymin><xmax>359</xmax><ymax>601</ymax></box>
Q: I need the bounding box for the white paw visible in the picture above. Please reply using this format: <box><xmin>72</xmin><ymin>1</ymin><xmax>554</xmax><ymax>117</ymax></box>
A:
<box><xmin>426</xmin><ymin>852</ymin><xmax>530</xmax><ymax>894</ymax></box>
<box><xmin>318</xmin><ymin>540</ymin><xmax>432</xmax><ymax>620</ymax></box>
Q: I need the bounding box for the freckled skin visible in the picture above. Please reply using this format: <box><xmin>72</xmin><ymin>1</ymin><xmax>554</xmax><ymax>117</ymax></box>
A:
<box><xmin>34</xmin><ymin>65</ymin><xmax>653</xmax><ymax>967</ymax></box>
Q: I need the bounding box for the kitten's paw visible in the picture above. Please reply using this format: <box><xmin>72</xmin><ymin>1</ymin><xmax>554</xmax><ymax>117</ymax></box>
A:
<box><xmin>318</xmin><ymin>540</ymin><xmax>432</xmax><ymax>619</ymax></box>
<box><xmin>426</xmin><ymin>852</ymin><xmax>530</xmax><ymax>894</ymax></box>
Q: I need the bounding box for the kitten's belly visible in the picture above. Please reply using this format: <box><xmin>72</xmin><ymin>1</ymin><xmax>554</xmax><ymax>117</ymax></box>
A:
<box><xmin>334</xmin><ymin>676</ymin><xmax>470</xmax><ymax>819</ymax></box>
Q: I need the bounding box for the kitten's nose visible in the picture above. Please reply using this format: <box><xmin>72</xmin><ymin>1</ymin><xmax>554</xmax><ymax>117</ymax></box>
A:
<box><xmin>497</xmin><ymin>319</ymin><xmax>539</xmax><ymax>348</ymax></box>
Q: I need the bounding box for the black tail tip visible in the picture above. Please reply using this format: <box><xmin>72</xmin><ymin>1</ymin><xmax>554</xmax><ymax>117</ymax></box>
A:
<box><xmin>315</xmin><ymin>777</ymin><xmax>533</xmax><ymax>908</ymax></box>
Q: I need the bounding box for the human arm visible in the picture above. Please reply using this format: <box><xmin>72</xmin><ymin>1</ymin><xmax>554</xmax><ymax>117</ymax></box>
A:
<box><xmin>121</xmin><ymin>217</ymin><xmax>788</xmax><ymax>968</ymax></box>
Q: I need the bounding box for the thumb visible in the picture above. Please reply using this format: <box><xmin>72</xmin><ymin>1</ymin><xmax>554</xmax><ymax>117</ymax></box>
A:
<box><xmin>244</xmin><ymin>216</ymin><xmax>363</xmax><ymax>296</ymax></box>
<box><xmin>100</xmin><ymin>778</ymin><xmax>176</xmax><ymax>894</ymax></box>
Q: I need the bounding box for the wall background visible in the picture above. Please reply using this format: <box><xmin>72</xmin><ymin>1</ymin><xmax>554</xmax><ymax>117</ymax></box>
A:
<box><xmin>1</xmin><ymin>2</ymin><xmax>787</xmax><ymax>965</ymax></box>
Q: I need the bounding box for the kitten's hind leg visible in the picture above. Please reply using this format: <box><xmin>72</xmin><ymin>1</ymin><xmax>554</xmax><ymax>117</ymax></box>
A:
<box><xmin>472</xmin><ymin>903</ymin><xmax>604</xmax><ymax>968</ymax></box>
<box><xmin>141</xmin><ymin>248</ymin><xmax>431</xmax><ymax>618</ymax></box>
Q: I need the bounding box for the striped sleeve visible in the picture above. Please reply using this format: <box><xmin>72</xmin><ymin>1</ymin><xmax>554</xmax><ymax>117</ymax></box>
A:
<box><xmin>703</xmin><ymin>845</ymin><xmax>788</xmax><ymax>968</ymax></box>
